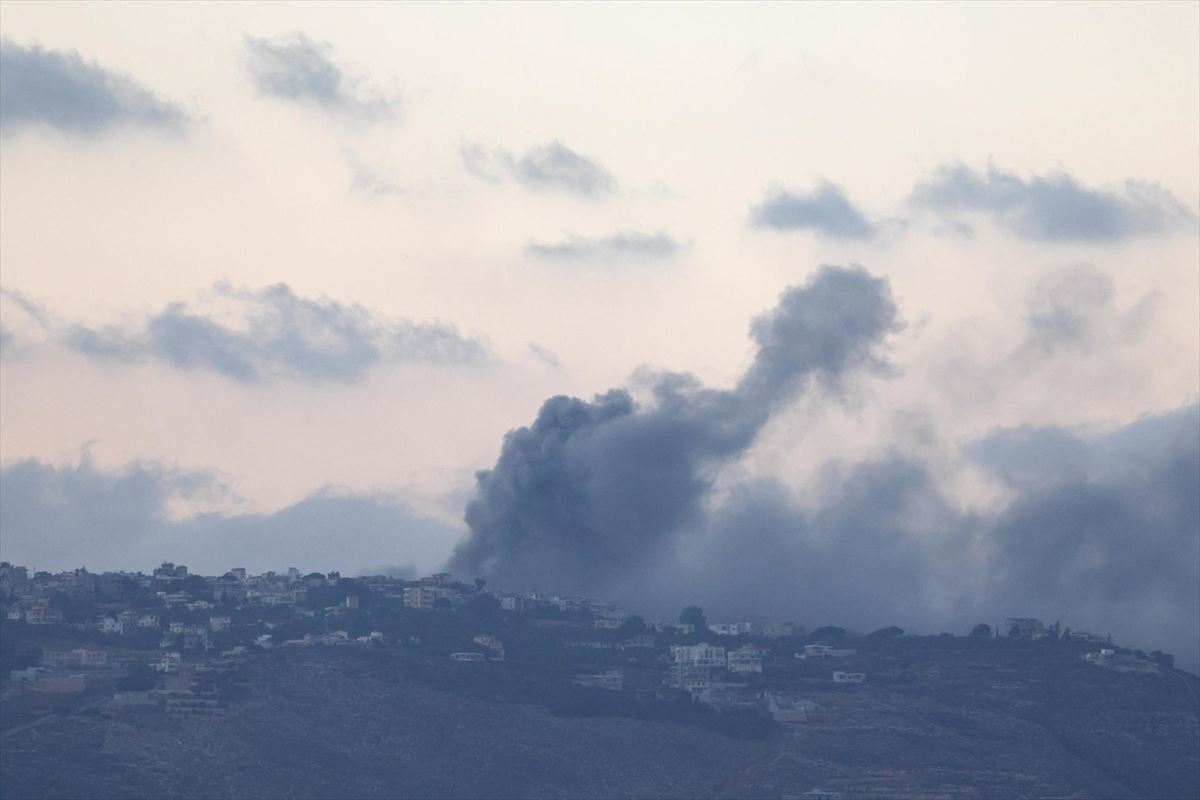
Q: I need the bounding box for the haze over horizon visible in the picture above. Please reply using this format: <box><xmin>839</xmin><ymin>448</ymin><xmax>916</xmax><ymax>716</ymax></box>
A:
<box><xmin>1</xmin><ymin>3</ymin><xmax>1198</xmax><ymax>668</ymax></box>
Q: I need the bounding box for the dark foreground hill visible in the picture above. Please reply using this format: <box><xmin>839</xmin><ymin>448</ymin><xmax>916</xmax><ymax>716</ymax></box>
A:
<box><xmin>2</xmin><ymin>642</ymin><xmax>1198</xmax><ymax>800</ymax></box>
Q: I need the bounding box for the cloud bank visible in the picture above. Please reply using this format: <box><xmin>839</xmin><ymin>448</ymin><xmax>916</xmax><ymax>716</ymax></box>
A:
<box><xmin>462</xmin><ymin>140</ymin><xmax>616</xmax><ymax>197</ymax></box>
<box><xmin>0</xmin><ymin>456</ymin><xmax>459</xmax><ymax>577</ymax></box>
<box><xmin>0</xmin><ymin>39</ymin><xmax>186</xmax><ymax>135</ymax></box>
<box><xmin>910</xmin><ymin>163</ymin><xmax>1198</xmax><ymax>242</ymax></box>
<box><xmin>60</xmin><ymin>283</ymin><xmax>487</xmax><ymax>383</ymax></box>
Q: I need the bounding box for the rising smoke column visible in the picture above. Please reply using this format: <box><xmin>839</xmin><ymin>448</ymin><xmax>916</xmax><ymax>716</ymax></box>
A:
<box><xmin>450</xmin><ymin>265</ymin><xmax>900</xmax><ymax>592</ymax></box>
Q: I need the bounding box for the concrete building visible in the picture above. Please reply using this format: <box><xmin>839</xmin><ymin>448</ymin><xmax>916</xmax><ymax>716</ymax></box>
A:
<box><xmin>25</xmin><ymin>606</ymin><xmax>63</xmax><ymax>625</ymax></box>
<box><xmin>727</xmin><ymin>645</ymin><xmax>764</xmax><ymax>674</ymax></box>
<box><xmin>765</xmin><ymin>692</ymin><xmax>818</xmax><ymax>724</ymax></box>
<box><xmin>832</xmin><ymin>671</ymin><xmax>866</xmax><ymax>684</ymax></box>
<box><xmin>763</xmin><ymin>622</ymin><xmax>801</xmax><ymax>638</ymax></box>
<box><xmin>671</xmin><ymin>644</ymin><xmax>726</xmax><ymax>668</ymax></box>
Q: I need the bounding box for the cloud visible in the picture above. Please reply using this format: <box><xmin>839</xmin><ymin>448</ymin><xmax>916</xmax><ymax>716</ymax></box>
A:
<box><xmin>749</xmin><ymin>183</ymin><xmax>876</xmax><ymax>239</ymax></box>
<box><xmin>462</xmin><ymin>140</ymin><xmax>616</xmax><ymax>196</ymax></box>
<box><xmin>527</xmin><ymin>343</ymin><xmax>562</xmax><ymax>370</ymax></box>
<box><xmin>344</xmin><ymin>150</ymin><xmax>402</xmax><ymax>196</ymax></box>
<box><xmin>0</xmin><ymin>39</ymin><xmax>186</xmax><ymax>136</ymax></box>
<box><xmin>909</xmin><ymin>163</ymin><xmax>1198</xmax><ymax>242</ymax></box>
<box><xmin>449</xmin><ymin>265</ymin><xmax>899</xmax><ymax>591</ymax></box>
<box><xmin>0</xmin><ymin>288</ymin><xmax>53</xmax><ymax>355</ymax></box>
<box><xmin>661</xmin><ymin>404</ymin><xmax>1199</xmax><ymax>667</ymax></box>
<box><xmin>524</xmin><ymin>231</ymin><xmax>680</xmax><ymax>261</ymax></box>
<box><xmin>244</xmin><ymin>33</ymin><xmax>397</xmax><ymax>120</ymax></box>
<box><xmin>1017</xmin><ymin>264</ymin><xmax>1155</xmax><ymax>357</ymax></box>
<box><xmin>61</xmin><ymin>282</ymin><xmax>488</xmax><ymax>383</ymax></box>
<box><xmin>0</xmin><ymin>456</ymin><xmax>460</xmax><ymax>576</ymax></box>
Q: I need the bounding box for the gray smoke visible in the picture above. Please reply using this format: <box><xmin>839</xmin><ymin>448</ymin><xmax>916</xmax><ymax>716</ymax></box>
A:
<box><xmin>449</xmin><ymin>265</ymin><xmax>899</xmax><ymax>591</ymax></box>
<box><xmin>449</xmin><ymin>263</ymin><xmax>1198</xmax><ymax>668</ymax></box>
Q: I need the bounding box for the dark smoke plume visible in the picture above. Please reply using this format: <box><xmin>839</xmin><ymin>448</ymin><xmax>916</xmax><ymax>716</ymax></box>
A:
<box><xmin>449</xmin><ymin>265</ymin><xmax>899</xmax><ymax>591</ymax></box>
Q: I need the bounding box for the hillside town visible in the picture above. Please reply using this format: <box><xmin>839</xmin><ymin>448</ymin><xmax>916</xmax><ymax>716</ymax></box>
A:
<box><xmin>1</xmin><ymin>560</ymin><xmax>1176</xmax><ymax>729</ymax></box>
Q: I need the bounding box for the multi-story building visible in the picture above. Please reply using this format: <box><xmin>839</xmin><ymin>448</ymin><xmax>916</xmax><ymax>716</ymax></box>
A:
<box><xmin>727</xmin><ymin>645</ymin><xmax>764</xmax><ymax>674</ymax></box>
<box><xmin>671</xmin><ymin>644</ymin><xmax>726</xmax><ymax>668</ymax></box>
<box><xmin>25</xmin><ymin>606</ymin><xmax>64</xmax><ymax>625</ymax></box>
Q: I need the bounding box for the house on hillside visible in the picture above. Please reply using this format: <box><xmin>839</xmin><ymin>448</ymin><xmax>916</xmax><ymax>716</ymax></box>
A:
<box><xmin>727</xmin><ymin>645</ymin><xmax>764</xmax><ymax>674</ymax></box>
<box><xmin>832</xmin><ymin>671</ymin><xmax>865</xmax><ymax>684</ymax></box>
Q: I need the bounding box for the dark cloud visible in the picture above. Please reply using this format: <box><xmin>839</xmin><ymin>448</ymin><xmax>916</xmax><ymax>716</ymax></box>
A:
<box><xmin>245</xmin><ymin>33</ymin><xmax>396</xmax><ymax>120</ymax></box>
<box><xmin>749</xmin><ymin>183</ymin><xmax>876</xmax><ymax>239</ymax></box>
<box><xmin>0</xmin><ymin>39</ymin><xmax>185</xmax><ymax>136</ymax></box>
<box><xmin>524</xmin><ymin>231</ymin><xmax>680</xmax><ymax>261</ymax></box>
<box><xmin>63</xmin><ymin>283</ymin><xmax>488</xmax><ymax>383</ymax></box>
<box><xmin>462</xmin><ymin>141</ymin><xmax>615</xmax><ymax>196</ymax></box>
<box><xmin>0</xmin><ymin>456</ymin><xmax>461</xmax><ymax>577</ymax></box>
<box><xmin>909</xmin><ymin>163</ymin><xmax>1197</xmax><ymax>242</ymax></box>
<box><xmin>449</xmin><ymin>265</ymin><xmax>899</xmax><ymax>591</ymax></box>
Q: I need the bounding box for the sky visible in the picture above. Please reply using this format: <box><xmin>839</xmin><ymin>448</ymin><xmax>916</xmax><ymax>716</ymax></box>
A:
<box><xmin>1</xmin><ymin>2</ymin><xmax>1198</xmax><ymax>664</ymax></box>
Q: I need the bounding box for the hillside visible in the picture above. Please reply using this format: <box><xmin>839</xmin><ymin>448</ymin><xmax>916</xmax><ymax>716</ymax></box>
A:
<box><xmin>3</xmin><ymin>640</ymin><xmax>1197</xmax><ymax>800</ymax></box>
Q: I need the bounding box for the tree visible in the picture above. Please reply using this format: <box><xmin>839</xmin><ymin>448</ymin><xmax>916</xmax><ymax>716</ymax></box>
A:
<box><xmin>617</xmin><ymin>615</ymin><xmax>647</xmax><ymax>639</ymax></box>
<box><xmin>810</xmin><ymin>626</ymin><xmax>846</xmax><ymax>642</ymax></box>
<box><xmin>118</xmin><ymin>661</ymin><xmax>157</xmax><ymax>691</ymax></box>
<box><xmin>1150</xmin><ymin>650</ymin><xmax>1175</xmax><ymax>670</ymax></box>
<box><xmin>679</xmin><ymin>606</ymin><xmax>707</xmax><ymax>630</ymax></box>
<box><xmin>970</xmin><ymin>623</ymin><xmax>991</xmax><ymax>637</ymax></box>
<box><xmin>867</xmin><ymin>626</ymin><xmax>904</xmax><ymax>638</ymax></box>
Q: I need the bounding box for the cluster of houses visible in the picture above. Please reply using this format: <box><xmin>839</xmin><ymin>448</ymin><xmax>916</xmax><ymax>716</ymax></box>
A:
<box><xmin>4</xmin><ymin>560</ymin><xmax>1151</xmax><ymax>726</ymax></box>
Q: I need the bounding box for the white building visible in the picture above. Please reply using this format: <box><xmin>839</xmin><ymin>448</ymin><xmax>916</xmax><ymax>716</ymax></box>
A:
<box><xmin>763</xmin><ymin>622</ymin><xmax>800</xmax><ymax>638</ymax></box>
<box><xmin>765</xmin><ymin>692</ymin><xmax>818</xmax><ymax>723</ymax></box>
<box><xmin>472</xmin><ymin>634</ymin><xmax>505</xmax><ymax>661</ymax></box>
<box><xmin>727</xmin><ymin>645</ymin><xmax>764</xmax><ymax>674</ymax></box>
<box><xmin>708</xmin><ymin>622</ymin><xmax>752</xmax><ymax>637</ymax></box>
<box><xmin>832</xmin><ymin>671</ymin><xmax>866</xmax><ymax>684</ymax></box>
<box><xmin>671</xmin><ymin>644</ymin><xmax>726</xmax><ymax>668</ymax></box>
<box><xmin>209</xmin><ymin>616</ymin><xmax>231</xmax><ymax>632</ymax></box>
<box><xmin>450</xmin><ymin>652</ymin><xmax>486</xmax><ymax>662</ymax></box>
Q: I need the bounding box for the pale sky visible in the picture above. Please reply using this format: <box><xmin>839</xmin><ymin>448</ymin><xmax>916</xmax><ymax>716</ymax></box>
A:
<box><xmin>1</xmin><ymin>2</ymin><xmax>1198</xmax><ymax>658</ymax></box>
